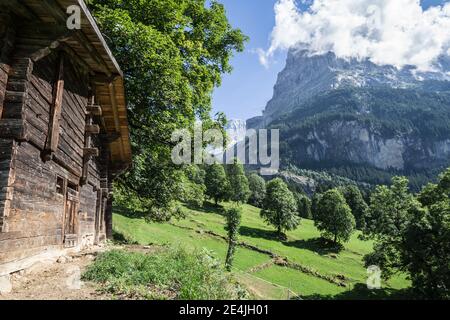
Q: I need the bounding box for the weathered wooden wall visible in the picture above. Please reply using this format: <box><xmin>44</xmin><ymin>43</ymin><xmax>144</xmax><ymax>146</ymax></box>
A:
<box><xmin>0</xmin><ymin>11</ymin><xmax>16</xmax><ymax>234</ymax></box>
<box><xmin>0</xmin><ymin>20</ymin><xmax>111</xmax><ymax>267</ymax></box>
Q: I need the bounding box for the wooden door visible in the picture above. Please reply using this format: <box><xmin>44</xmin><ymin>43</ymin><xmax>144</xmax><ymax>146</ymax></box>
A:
<box><xmin>63</xmin><ymin>188</ymin><xmax>79</xmax><ymax>248</ymax></box>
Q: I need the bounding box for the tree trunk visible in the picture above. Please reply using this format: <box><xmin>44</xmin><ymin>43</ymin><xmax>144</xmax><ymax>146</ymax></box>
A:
<box><xmin>225</xmin><ymin>239</ymin><xmax>235</xmax><ymax>272</ymax></box>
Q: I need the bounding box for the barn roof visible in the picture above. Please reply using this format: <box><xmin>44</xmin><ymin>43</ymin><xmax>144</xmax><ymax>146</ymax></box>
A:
<box><xmin>4</xmin><ymin>0</ymin><xmax>132</xmax><ymax>169</ymax></box>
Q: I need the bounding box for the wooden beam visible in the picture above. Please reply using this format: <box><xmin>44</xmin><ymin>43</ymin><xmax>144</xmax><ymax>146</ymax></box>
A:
<box><xmin>4</xmin><ymin>0</ymin><xmax>39</xmax><ymax>21</ymax></box>
<box><xmin>41</xmin><ymin>0</ymin><xmax>68</xmax><ymax>23</ymax></box>
<box><xmin>43</xmin><ymin>52</ymin><xmax>65</xmax><ymax>161</ymax></box>
<box><xmin>81</xmin><ymin>93</ymin><xmax>95</xmax><ymax>186</ymax></box>
<box><xmin>108</xmin><ymin>82</ymin><xmax>125</xmax><ymax>160</ymax></box>
<box><xmin>74</xmin><ymin>31</ymin><xmax>112</xmax><ymax>77</ymax></box>
<box><xmin>92</xmin><ymin>74</ymin><xmax>117</xmax><ymax>85</ymax></box>
<box><xmin>87</xmin><ymin>105</ymin><xmax>102</xmax><ymax>116</ymax></box>
<box><xmin>20</xmin><ymin>23</ymin><xmax>71</xmax><ymax>39</ymax></box>
<box><xmin>86</xmin><ymin>124</ymin><xmax>100</xmax><ymax>134</ymax></box>
<box><xmin>30</xmin><ymin>40</ymin><xmax>61</xmax><ymax>62</ymax></box>
<box><xmin>100</xmin><ymin>132</ymin><xmax>121</xmax><ymax>143</ymax></box>
<box><xmin>41</xmin><ymin>0</ymin><xmax>112</xmax><ymax>77</ymax></box>
<box><xmin>0</xmin><ymin>119</ymin><xmax>28</xmax><ymax>140</ymax></box>
<box><xmin>84</xmin><ymin>148</ymin><xmax>99</xmax><ymax>158</ymax></box>
<box><xmin>59</xmin><ymin>42</ymin><xmax>91</xmax><ymax>76</ymax></box>
<box><xmin>76</xmin><ymin>0</ymin><xmax>123</xmax><ymax>76</ymax></box>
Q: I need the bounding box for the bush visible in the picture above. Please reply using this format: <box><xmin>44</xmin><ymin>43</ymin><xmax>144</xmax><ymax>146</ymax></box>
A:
<box><xmin>83</xmin><ymin>248</ymin><xmax>247</xmax><ymax>300</ymax></box>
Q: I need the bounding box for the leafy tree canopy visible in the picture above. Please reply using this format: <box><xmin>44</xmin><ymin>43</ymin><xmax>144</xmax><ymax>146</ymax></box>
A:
<box><xmin>226</xmin><ymin>159</ymin><xmax>250</xmax><ymax>204</ymax></box>
<box><xmin>88</xmin><ymin>0</ymin><xmax>247</xmax><ymax>219</ymax></box>
<box><xmin>315</xmin><ymin>189</ymin><xmax>355</xmax><ymax>244</ymax></box>
<box><xmin>403</xmin><ymin>168</ymin><xmax>450</xmax><ymax>299</ymax></box>
<box><xmin>261</xmin><ymin>178</ymin><xmax>299</xmax><ymax>238</ymax></box>
<box><xmin>247</xmin><ymin>173</ymin><xmax>266</xmax><ymax>208</ymax></box>
<box><xmin>363</xmin><ymin>176</ymin><xmax>420</xmax><ymax>278</ymax></box>
<box><xmin>341</xmin><ymin>185</ymin><xmax>369</xmax><ymax>230</ymax></box>
<box><xmin>295</xmin><ymin>193</ymin><xmax>312</xmax><ymax>219</ymax></box>
<box><xmin>205</xmin><ymin>163</ymin><xmax>230</xmax><ymax>205</ymax></box>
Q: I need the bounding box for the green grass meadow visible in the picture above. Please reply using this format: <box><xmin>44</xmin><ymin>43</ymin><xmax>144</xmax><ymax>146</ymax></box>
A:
<box><xmin>113</xmin><ymin>203</ymin><xmax>411</xmax><ymax>300</ymax></box>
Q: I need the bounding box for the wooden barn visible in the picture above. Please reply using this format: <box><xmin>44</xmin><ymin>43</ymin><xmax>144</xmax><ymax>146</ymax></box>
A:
<box><xmin>0</xmin><ymin>0</ymin><xmax>131</xmax><ymax>276</ymax></box>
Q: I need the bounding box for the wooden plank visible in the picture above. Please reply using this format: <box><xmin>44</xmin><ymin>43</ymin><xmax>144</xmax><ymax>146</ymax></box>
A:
<box><xmin>0</xmin><ymin>119</ymin><xmax>28</xmax><ymax>140</ymax></box>
<box><xmin>41</xmin><ymin>0</ymin><xmax>112</xmax><ymax>77</ymax></box>
<box><xmin>83</xmin><ymin>148</ymin><xmax>99</xmax><ymax>158</ymax></box>
<box><xmin>30</xmin><ymin>40</ymin><xmax>61</xmax><ymax>62</ymax></box>
<box><xmin>4</xmin><ymin>0</ymin><xmax>39</xmax><ymax>20</ymax></box>
<box><xmin>87</xmin><ymin>104</ymin><xmax>102</xmax><ymax>116</ymax></box>
<box><xmin>43</xmin><ymin>52</ymin><xmax>64</xmax><ymax>160</ymax></box>
<box><xmin>85</xmin><ymin>124</ymin><xmax>100</xmax><ymax>134</ymax></box>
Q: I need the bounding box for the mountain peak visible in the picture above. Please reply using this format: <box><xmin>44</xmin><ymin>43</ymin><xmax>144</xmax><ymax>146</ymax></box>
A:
<box><xmin>259</xmin><ymin>48</ymin><xmax>450</xmax><ymax>124</ymax></box>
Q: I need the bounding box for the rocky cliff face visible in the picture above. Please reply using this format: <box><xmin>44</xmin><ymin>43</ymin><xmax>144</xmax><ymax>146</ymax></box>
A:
<box><xmin>289</xmin><ymin>120</ymin><xmax>450</xmax><ymax>171</ymax></box>
<box><xmin>250</xmin><ymin>49</ymin><xmax>450</xmax><ymax>183</ymax></box>
<box><xmin>259</xmin><ymin>49</ymin><xmax>450</xmax><ymax>124</ymax></box>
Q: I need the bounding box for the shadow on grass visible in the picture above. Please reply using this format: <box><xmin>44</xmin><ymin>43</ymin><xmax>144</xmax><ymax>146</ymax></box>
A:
<box><xmin>184</xmin><ymin>202</ymin><xmax>226</xmax><ymax>216</ymax></box>
<box><xmin>112</xmin><ymin>228</ymin><xmax>139</xmax><ymax>245</ymax></box>
<box><xmin>298</xmin><ymin>283</ymin><xmax>414</xmax><ymax>300</ymax></box>
<box><xmin>283</xmin><ymin>237</ymin><xmax>344</xmax><ymax>255</ymax></box>
<box><xmin>114</xmin><ymin>206</ymin><xmax>144</xmax><ymax>219</ymax></box>
<box><xmin>239</xmin><ymin>225</ymin><xmax>280</xmax><ymax>241</ymax></box>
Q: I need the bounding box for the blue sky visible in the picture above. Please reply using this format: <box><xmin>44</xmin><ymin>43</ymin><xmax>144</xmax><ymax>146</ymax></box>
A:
<box><xmin>212</xmin><ymin>0</ymin><xmax>449</xmax><ymax>121</ymax></box>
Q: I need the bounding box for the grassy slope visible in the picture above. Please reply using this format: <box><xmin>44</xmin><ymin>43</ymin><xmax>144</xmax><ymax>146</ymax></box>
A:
<box><xmin>113</xmin><ymin>203</ymin><xmax>410</xmax><ymax>299</ymax></box>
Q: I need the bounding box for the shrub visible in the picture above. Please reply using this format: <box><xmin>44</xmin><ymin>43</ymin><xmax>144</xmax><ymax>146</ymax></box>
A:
<box><xmin>83</xmin><ymin>248</ymin><xmax>247</xmax><ymax>300</ymax></box>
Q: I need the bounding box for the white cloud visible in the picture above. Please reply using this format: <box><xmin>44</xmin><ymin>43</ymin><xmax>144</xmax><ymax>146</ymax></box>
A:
<box><xmin>254</xmin><ymin>48</ymin><xmax>270</xmax><ymax>68</ymax></box>
<box><xmin>259</xmin><ymin>0</ymin><xmax>450</xmax><ymax>70</ymax></box>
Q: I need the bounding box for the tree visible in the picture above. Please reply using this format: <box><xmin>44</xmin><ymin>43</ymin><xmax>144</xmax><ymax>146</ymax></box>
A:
<box><xmin>295</xmin><ymin>193</ymin><xmax>312</xmax><ymax>219</ymax></box>
<box><xmin>311</xmin><ymin>193</ymin><xmax>322</xmax><ymax>220</ymax></box>
<box><xmin>260</xmin><ymin>178</ymin><xmax>299</xmax><ymax>239</ymax></box>
<box><xmin>180</xmin><ymin>165</ymin><xmax>206</xmax><ymax>207</ymax></box>
<box><xmin>363</xmin><ymin>176</ymin><xmax>419</xmax><ymax>279</ymax></box>
<box><xmin>315</xmin><ymin>189</ymin><xmax>355</xmax><ymax>244</ymax></box>
<box><xmin>403</xmin><ymin>202</ymin><xmax>449</xmax><ymax>299</ymax></box>
<box><xmin>224</xmin><ymin>206</ymin><xmax>242</xmax><ymax>272</ymax></box>
<box><xmin>247</xmin><ymin>173</ymin><xmax>266</xmax><ymax>208</ymax></box>
<box><xmin>402</xmin><ymin>168</ymin><xmax>450</xmax><ymax>299</ymax></box>
<box><xmin>226</xmin><ymin>159</ymin><xmax>250</xmax><ymax>204</ymax></box>
<box><xmin>362</xmin><ymin>169</ymin><xmax>450</xmax><ymax>299</ymax></box>
<box><xmin>205</xmin><ymin>164</ymin><xmax>230</xmax><ymax>205</ymax></box>
<box><xmin>88</xmin><ymin>0</ymin><xmax>247</xmax><ymax>220</ymax></box>
<box><xmin>342</xmin><ymin>185</ymin><xmax>369</xmax><ymax>230</ymax></box>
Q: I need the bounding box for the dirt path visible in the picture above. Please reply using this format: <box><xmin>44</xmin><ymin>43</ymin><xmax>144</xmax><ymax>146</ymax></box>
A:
<box><xmin>0</xmin><ymin>244</ymin><xmax>166</xmax><ymax>300</ymax></box>
<box><xmin>0</xmin><ymin>249</ymin><xmax>111</xmax><ymax>300</ymax></box>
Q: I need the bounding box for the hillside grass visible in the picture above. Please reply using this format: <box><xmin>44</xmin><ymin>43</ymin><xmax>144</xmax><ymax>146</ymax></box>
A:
<box><xmin>113</xmin><ymin>203</ymin><xmax>411</xmax><ymax>299</ymax></box>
